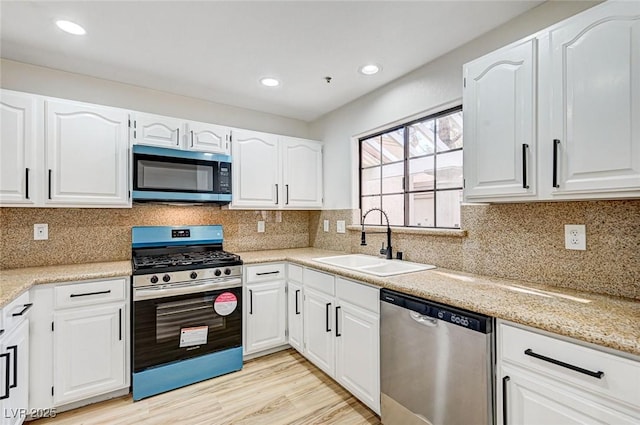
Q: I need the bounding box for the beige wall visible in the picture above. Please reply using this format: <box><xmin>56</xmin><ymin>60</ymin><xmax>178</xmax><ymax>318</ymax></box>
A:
<box><xmin>0</xmin><ymin>206</ymin><xmax>310</xmax><ymax>269</ymax></box>
<box><xmin>310</xmin><ymin>200</ymin><xmax>640</xmax><ymax>300</ymax></box>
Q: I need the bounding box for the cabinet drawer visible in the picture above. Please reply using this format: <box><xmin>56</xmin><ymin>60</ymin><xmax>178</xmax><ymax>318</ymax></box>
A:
<box><xmin>500</xmin><ymin>323</ymin><xmax>640</xmax><ymax>407</ymax></box>
<box><xmin>55</xmin><ymin>278</ymin><xmax>127</xmax><ymax>309</ymax></box>
<box><xmin>303</xmin><ymin>268</ymin><xmax>335</xmax><ymax>296</ymax></box>
<box><xmin>336</xmin><ymin>277</ymin><xmax>379</xmax><ymax>313</ymax></box>
<box><xmin>245</xmin><ymin>263</ymin><xmax>286</xmax><ymax>283</ymax></box>
<box><xmin>2</xmin><ymin>290</ymin><xmax>32</xmax><ymax>331</ymax></box>
<box><xmin>288</xmin><ymin>264</ymin><xmax>303</xmax><ymax>283</ymax></box>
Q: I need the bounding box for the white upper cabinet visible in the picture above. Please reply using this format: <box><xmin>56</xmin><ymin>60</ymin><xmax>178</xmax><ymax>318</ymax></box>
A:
<box><xmin>463</xmin><ymin>0</ymin><xmax>640</xmax><ymax>202</ymax></box>
<box><xmin>231</xmin><ymin>130</ymin><xmax>323</xmax><ymax>209</ymax></box>
<box><xmin>539</xmin><ymin>0</ymin><xmax>640</xmax><ymax>199</ymax></box>
<box><xmin>232</xmin><ymin>129</ymin><xmax>280</xmax><ymax>208</ymax></box>
<box><xmin>463</xmin><ymin>38</ymin><xmax>537</xmax><ymax>201</ymax></box>
<box><xmin>45</xmin><ymin>99</ymin><xmax>130</xmax><ymax>206</ymax></box>
<box><xmin>132</xmin><ymin>113</ymin><xmax>231</xmax><ymax>154</ymax></box>
<box><xmin>133</xmin><ymin>112</ymin><xmax>183</xmax><ymax>149</ymax></box>
<box><xmin>186</xmin><ymin>121</ymin><xmax>230</xmax><ymax>154</ymax></box>
<box><xmin>281</xmin><ymin>137</ymin><xmax>323</xmax><ymax>208</ymax></box>
<box><xmin>0</xmin><ymin>90</ymin><xmax>38</xmax><ymax>205</ymax></box>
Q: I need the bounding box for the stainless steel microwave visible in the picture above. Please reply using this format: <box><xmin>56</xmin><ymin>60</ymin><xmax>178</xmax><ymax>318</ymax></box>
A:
<box><xmin>132</xmin><ymin>145</ymin><xmax>232</xmax><ymax>204</ymax></box>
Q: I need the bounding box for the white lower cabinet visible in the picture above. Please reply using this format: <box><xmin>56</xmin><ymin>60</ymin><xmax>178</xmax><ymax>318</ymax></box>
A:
<box><xmin>497</xmin><ymin>321</ymin><xmax>640</xmax><ymax>425</ymax></box>
<box><xmin>243</xmin><ymin>263</ymin><xmax>287</xmax><ymax>356</ymax></box>
<box><xmin>286</xmin><ymin>266</ymin><xmax>304</xmax><ymax>353</ymax></box>
<box><xmin>1</xmin><ymin>291</ymin><xmax>32</xmax><ymax>425</ymax></box>
<box><xmin>29</xmin><ymin>278</ymin><xmax>129</xmax><ymax>412</ymax></box>
<box><xmin>303</xmin><ymin>286</ymin><xmax>336</xmax><ymax>376</ymax></box>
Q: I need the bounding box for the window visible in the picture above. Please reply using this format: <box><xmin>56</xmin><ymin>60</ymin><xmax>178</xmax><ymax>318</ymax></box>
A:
<box><xmin>359</xmin><ymin>106</ymin><xmax>463</xmax><ymax>228</ymax></box>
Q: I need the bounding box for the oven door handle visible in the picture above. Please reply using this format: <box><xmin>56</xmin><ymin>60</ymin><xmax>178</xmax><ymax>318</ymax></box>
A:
<box><xmin>133</xmin><ymin>278</ymin><xmax>242</xmax><ymax>301</ymax></box>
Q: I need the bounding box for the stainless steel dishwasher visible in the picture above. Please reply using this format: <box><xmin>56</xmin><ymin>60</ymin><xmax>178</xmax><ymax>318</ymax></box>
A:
<box><xmin>380</xmin><ymin>288</ymin><xmax>494</xmax><ymax>425</ymax></box>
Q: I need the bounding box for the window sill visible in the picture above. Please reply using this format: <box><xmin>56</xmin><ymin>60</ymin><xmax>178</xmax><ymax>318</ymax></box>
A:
<box><xmin>346</xmin><ymin>225</ymin><xmax>467</xmax><ymax>238</ymax></box>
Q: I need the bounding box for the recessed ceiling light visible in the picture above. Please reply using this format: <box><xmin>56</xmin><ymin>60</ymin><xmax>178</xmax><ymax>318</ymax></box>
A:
<box><xmin>359</xmin><ymin>64</ymin><xmax>381</xmax><ymax>75</ymax></box>
<box><xmin>260</xmin><ymin>77</ymin><xmax>280</xmax><ymax>87</ymax></box>
<box><xmin>56</xmin><ymin>20</ymin><xmax>86</xmax><ymax>35</ymax></box>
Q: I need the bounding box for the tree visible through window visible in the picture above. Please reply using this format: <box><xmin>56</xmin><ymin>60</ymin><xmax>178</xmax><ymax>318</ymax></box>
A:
<box><xmin>359</xmin><ymin>106</ymin><xmax>463</xmax><ymax>228</ymax></box>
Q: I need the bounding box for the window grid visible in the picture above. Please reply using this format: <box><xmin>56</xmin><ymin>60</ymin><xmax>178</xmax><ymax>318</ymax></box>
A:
<box><xmin>359</xmin><ymin>106</ymin><xmax>463</xmax><ymax>229</ymax></box>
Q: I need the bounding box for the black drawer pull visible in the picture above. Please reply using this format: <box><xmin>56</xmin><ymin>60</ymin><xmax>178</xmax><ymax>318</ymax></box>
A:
<box><xmin>335</xmin><ymin>306</ymin><xmax>341</xmax><ymax>337</ymax></box>
<box><xmin>502</xmin><ymin>376</ymin><xmax>510</xmax><ymax>425</ymax></box>
<box><xmin>7</xmin><ymin>346</ymin><xmax>17</xmax><ymax>388</ymax></box>
<box><xmin>12</xmin><ymin>303</ymin><xmax>33</xmax><ymax>317</ymax></box>
<box><xmin>119</xmin><ymin>308</ymin><xmax>123</xmax><ymax>341</ymax></box>
<box><xmin>325</xmin><ymin>303</ymin><xmax>331</xmax><ymax>332</ymax></box>
<box><xmin>295</xmin><ymin>289</ymin><xmax>300</xmax><ymax>315</ymax></box>
<box><xmin>524</xmin><ymin>348</ymin><xmax>604</xmax><ymax>379</ymax></box>
<box><xmin>0</xmin><ymin>353</ymin><xmax>9</xmax><ymax>400</ymax></box>
<box><xmin>255</xmin><ymin>271</ymin><xmax>280</xmax><ymax>276</ymax></box>
<box><xmin>70</xmin><ymin>290</ymin><xmax>111</xmax><ymax>298</ymax></box>
<box><xmin>249</xmin><ymin>289</ymin><xmax>253</xmax><ymax>315</ymax></box>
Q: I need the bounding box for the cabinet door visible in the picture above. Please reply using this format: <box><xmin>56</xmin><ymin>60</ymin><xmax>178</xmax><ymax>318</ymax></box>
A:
<box><xmin>231</xmin><ymin>130</ymin><xmax>280</xmax><ymax>208</ymax></box>
<box><xmin>463</xmin><ymin>38</ymin><xmax>537</xmax><ymax>201</ymax></box>
<box><xmin>1</xmin><ymin>320</ymin><xmax>29</xmax><ymax>425</ymax></box>
<box><xmin>0</xmin><ymin>91</ymin><xmax>37</xmax><ymax>205</ymax></box>
<box><xmin>541</xmin><ymin>1</ymin><xmax>640</xmax><ymax>198</ymax></box>
<box><xmin>335</xmin><ymin>301</ymin><xmax>380</xmax><ymax>414</ymax></box>
<box><xmin>303</xmin><ymin>288</ymin><xmax>335</xmax><ymax>377</ymax></box>
<box><xmin>53</xmin><ymin>304</ymin><xmax>126</xmax><ymax>406</ymax></box>
<box><xmin>133</xmin><ymin>113</ymin><xmax>183</xmax><ymax>148</ymax></box>
<box><xmin>45</xmin><ymin>99</ymin><xmax>130</xmax><ymax>206</ymax></box>
<box><xmin>186</xmin><ymin>121</ymin><xmax>230</xmax><ymax>154</ymax></box>
<box><xmin>245</xmin><ymin>281</ymin><xmax>287</xmax><ymax>354</ymax></box>
<box><xmin>500</xmin><ymin>365</ymin><xmax>639</xmax><ymax>425</ymax></box>
<box><xmin>287</xmin><ymin>280</ymin><xmax>304</xmax><ymax>353</ymax></box>
<box><xmin>281</xmin><ymin>138</ymin><xmax>323</xmax><ymax>208</ymax></box>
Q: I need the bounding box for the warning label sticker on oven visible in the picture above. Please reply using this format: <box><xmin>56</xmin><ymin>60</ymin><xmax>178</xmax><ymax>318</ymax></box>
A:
<box><xmin>214</xmin><ymin>292</ymin><xmax>238</xmax><ymax>316</ymax></box>
<box><xmin>179</xmin><ymin>326</ymin><xmax>208</xmax><ymax>348</ymax></box>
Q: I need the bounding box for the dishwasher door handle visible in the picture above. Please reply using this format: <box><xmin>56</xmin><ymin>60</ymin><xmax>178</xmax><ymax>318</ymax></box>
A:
<box><xmin>409</xmin><ymin>311</ymin><xmax>438</xmax><ymax>326</ymax></box>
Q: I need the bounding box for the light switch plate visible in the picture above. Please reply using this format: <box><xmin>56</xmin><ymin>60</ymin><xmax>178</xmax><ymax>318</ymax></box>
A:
<box><xmin>336</xmin><ymin>220</ymin><xmax>346</xmax><ymax>234</ymax></box>
<box><xmin>257</xmin><ymin>221</ymin><xmax>265</xmax><ymax>233</ymax></box>
<box><xmin>34</xmin><ymin>223</ymin><xmax>48</xmax><ymax>240</ymax></box>
<box><xmin>323</xmin><ymin>220</ymin><xmax>329</xmax><ymax>232</ymax></box>
<box><xmin>564</xmin><ymin>224</ymin><xmax>586</xmax><ymax>250</ymax></box>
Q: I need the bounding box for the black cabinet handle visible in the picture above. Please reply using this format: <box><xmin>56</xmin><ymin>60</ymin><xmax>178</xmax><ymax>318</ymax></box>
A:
<box><xmin>552</xmin><ymin>139</ymin><xmax>560</xmax><ymax>188</ymax></box>
<box><xmin>325</xmin><ymin>303</ymin><xmax>331</xmax><ymax>332</ymax></box>
<box><xmin>249</xmin><ymin>289</ymin><xmax>253</xmax><ymax>315</ymax></box>
<box><xmin>335</xmin><ymin>306</ymin><xmax>341</xmax><ymax>337</ymax></box>
<box><xmin>256</xmin><ymin>271</ymin><xmax>280</xmax><ymax>276</ymax></box>
<box><xmin>524</xmin><ymin>348</ymin><xmax>604</xmax><ymax>378</ymax></box>
<box><xmin>48</xmin><ymin>169</ymin><xmax>52</xmax><ymax>199</ymax></box>
<box><xmin>295</xmin><ymin>290</ymin><xmax>300</xmax><ymax>315</ymax></box>
<box><xmin>285</xmin><ymin>184</ymin><xmax>289</xmax><ymax>205</ymax></box>
<box><xmin>0</xmin><ymin>353</ymin><xmax>9</xmax><ymax>400</ymax></box>
<box><xmin>522</xmin><ymin>144</ymin><xmax>529</xmax><ymax>189</ymax></box>
<box><xmin>70</xmin><ymin>290</ymin><xmax>111</xmax><ymax>298</ymax></box>
<box><xmin>25</xmin><ymin>168</ymin><xmax>30</xmax><ymax>199</ymax></box>
<box><xmin>12</xmin><ymin>303</ymin><xmax>33</xmax><ymax>317</ymax></box>
<box><xmin>0</xmin><ymin>330</ymin><xmax>3</xmax><ymax>336</ymax></box>
<box><xmin>275</xmin><ymin>184</ymin><xmax>279</xmax><ymax>205</ymax></box>
<box><xmin>190</xmin><ymin>130</ymin><xmax>194</xmax><ymax>147</ymax></box>
<box><xmin>176</xmin><ymin>128</ymin><xmax>180</xmax><ymax>146</ymax></box>
<box><xmin>119</xmin><ymin>308</ymin><xmax>122</xmax><ymax>341</ymax></box>
<box><xmin>7</xmin><ymin>346</ymin><xmax>17</xmax><ymax>389</ymax></box>
<box><xmin>502</xmin><ymin>376</ymin><xmax>510</xmax><ymax>425</ymax></box>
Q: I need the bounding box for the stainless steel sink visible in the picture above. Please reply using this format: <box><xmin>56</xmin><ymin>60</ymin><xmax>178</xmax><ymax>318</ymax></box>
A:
<box><xmin>313</xmin><ymin>254</ymin><xmax>435</xmax><ymax>277</ymax></box>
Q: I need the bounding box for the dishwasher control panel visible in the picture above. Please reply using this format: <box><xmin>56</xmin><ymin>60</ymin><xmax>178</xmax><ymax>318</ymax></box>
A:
<box><xmin>381</xmin><ymin>288</ymin><xmax>492</xmax><ymax>333</ymax></box>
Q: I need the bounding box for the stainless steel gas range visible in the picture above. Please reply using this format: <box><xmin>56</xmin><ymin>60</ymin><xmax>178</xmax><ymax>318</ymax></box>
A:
<box><xmin>130</xmin><ymin>225</ymin><xmax>243</xmax><ymax>401</ymax></box>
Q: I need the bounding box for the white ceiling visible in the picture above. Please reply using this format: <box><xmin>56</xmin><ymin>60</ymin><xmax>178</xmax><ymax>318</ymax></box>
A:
<box><xmin>0</xmin><ymin>1</ymin><xmax>543</xmax><ymax>122</ymax></box>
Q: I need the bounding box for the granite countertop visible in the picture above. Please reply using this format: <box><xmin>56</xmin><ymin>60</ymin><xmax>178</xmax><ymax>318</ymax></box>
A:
<box><xmin>1</xmin><ymin>248</ymin><xmax>638</xmax><ymax>357</ymax></box>
<box><xmin>0</xmin><ymin>261</ymin><xmax>132</xmax><ymax>308</ymax></box>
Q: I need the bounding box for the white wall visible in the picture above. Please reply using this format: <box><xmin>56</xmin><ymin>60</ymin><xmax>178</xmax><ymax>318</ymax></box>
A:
<box><xmin>0</xmin><ymin>58</ymin><xmax>310</xmax><ymax>138</ymax></box>
<box><xmin>309</xmin><ymin>1</ymin><xmax>600</xmax><ymax>209</ymax></box>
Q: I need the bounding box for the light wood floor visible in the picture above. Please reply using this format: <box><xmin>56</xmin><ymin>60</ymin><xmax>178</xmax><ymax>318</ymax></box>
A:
<box><xmin>32</xmin><ymin>349</ymin><xmax>381</xmax><ymax>425</ymax></box>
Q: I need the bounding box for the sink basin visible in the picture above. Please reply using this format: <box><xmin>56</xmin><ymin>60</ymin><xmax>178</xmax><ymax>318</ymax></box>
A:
<box><xmin>313</xmin><ymin>254</ymin><xmax>435</xmax><ymax>277</ymax></box>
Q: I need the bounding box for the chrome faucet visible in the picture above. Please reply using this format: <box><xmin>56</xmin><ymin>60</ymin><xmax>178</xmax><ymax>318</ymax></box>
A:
<box><xmin>361</xmin><ymin>208</ymin><xmax>393</xmax><ymax>260</ymax></box>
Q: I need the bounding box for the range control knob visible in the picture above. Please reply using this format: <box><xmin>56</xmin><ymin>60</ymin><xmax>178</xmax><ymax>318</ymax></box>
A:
<box><xmin>150</xmin><ymin>275</ymin><xmax>159</xmax><ymax>284</ymax></box>
<box><xmin>214</xmin><ymin>269</ymin><xmax>222</xmax><ymax>277</ymax></box>
<box><xmin>224</xmin><ymin>268</ymin><xmax>231</xmax><ymax>275</ymax></box>
<box><xmin>162</xmin><ymin>274</ymin><xmax>171</xmax><ymax>283</ymax></box>
<box><xmin>190</xmin><ymin>272</ymin><xmax>198</xmax><ymax>280</ymax></box>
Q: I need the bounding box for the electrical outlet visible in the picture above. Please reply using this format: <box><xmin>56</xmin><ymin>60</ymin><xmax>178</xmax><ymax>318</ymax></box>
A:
<box><xmin>564</xmin><ymin>224</ymin><xmax>586</xmax><ymax>250</ymax></box>
<box><xmin>257</xmin><ymin>221</ymin><xmax>265</xmax><ymax>233</ymax></box>
<box><xmin>34</xmin><ymin>223</ymin><xmax>48</xmax><ymax>240</ymax></box>
<box><xmin>336</xmin><ymin>220</ymin><xmax>346</xmax><ymax>234</ymax></box>
<box><xmin>323</xmin><ymin>220</ymin><xmax>329</xmax><ymax>232</ymax></box>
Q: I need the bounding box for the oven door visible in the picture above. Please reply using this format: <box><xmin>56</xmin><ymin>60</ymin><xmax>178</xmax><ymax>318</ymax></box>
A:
<box><xmin>133</xmin><ymin>282</ymin><xmax>241</xmax><ymax>372</ymax></box>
